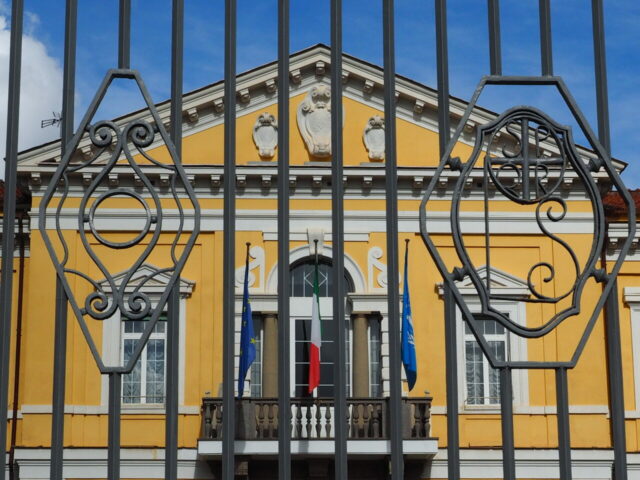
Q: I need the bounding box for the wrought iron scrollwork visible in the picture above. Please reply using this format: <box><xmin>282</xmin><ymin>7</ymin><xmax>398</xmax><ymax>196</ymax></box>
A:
<box><xmin>39</xmin><ymin>69</ymin><xmax>200</xmax><ymax>374</ymax></box>
<box><xmin>420</xmin><ymin>77</ymin><xmax>635</xmax><ymax>370</ymax></box>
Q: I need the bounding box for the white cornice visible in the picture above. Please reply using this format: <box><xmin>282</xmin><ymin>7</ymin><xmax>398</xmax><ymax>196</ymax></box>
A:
<box><xmin>37</xmin><ymin>208</ymin><xmax>598</xmax><ymax>236</ymax></box>
<box><xmin>24</xmin><ymin>164</ymin><xmax>610</xmax><ymax>205</ymax></box>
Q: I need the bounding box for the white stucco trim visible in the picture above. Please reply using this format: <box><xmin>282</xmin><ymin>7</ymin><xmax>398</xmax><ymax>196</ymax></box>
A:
<box><xmin>624</xmin><ymin>287</ymin><xmax>640</xmax><ymax>414</ymax></box>
<box><xmin>265</xmin><ymin>244</ymin><xmax>366</xmax><ymax>294</ymax></box>
<box><xmin>37</xmin><ymin>208</ymin><xmax>598</xmax><ymax>236</ymax></box>
<box><xmin>429</xmin><ymin>405</ymin><xmax>611</xmax><ymax>415</ymax></box>
<box><xmin>19</xmin><ymin>404</ymin><xmax>200</xmax><ymax>415</ymax></box>
<box><xmin>197</xmin><ymin>439</ymin><xmax>437</xmax><ymax>457</ymax></box>
<box><xmin>12</xmin><ymin>447</ymin><xmax>640</xmax><ymax>479</ymax></box>
<box><xmin>455</xmin><ymin>299</ymin><xmax>529</xmax><ymax>412</ymax></box>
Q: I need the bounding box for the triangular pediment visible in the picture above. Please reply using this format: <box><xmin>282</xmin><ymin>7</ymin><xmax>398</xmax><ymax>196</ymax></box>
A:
<box><xmin>17</xmin><ymin>43</ymin><xmax>612</xmax><ymax>175</ymax></box>
<box><xmin>96</xmin><ymin>263</ymin><xmax>194</xmax><ymax>297</ymax></box>
<box><xmin>438</xmin><ymin>266</ymin><xmax>530</xmax><ymax>298</ymax></box>
<box><xmin>457</xmin><ymin>266</ymin><xmax>530</xmax><ymax>298</ymax></box>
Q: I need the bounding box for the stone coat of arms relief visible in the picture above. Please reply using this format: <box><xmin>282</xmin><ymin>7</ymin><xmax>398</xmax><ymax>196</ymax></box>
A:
<box><xmin>297</xmin><ymin>85</ymin><xmax>336</xmax><ymax>158</ymax></box>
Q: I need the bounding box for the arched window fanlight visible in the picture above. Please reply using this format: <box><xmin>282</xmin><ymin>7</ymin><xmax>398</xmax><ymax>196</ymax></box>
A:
<box><xmin>290</xmin><ymin>257</ymin><xmax>355</xmax><ymax>297</ymax></box>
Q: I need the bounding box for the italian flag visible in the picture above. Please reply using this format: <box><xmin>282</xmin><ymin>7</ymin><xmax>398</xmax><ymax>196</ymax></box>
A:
<box><xmin>308</xmin><ymin>260</ymin><xmax>321</xmax><ymax>394</ymax></box>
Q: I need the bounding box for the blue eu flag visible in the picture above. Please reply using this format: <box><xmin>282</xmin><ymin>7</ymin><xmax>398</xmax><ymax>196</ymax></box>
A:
<box><xmin>238</xmin><ymin>244</ymin><xmax>257</xmax><ymax>398</ymax></box>
<box><xmin>401</xmin><ymin>240</ymin><xmax>417</xmax><ymax>391</ymax></box>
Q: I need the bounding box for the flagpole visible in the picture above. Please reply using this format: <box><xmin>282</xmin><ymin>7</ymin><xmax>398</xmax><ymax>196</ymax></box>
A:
<box><xmin>402</xmin><ymin>237</ymin><xmax>417</xmax><ymax>392</ymax></box>
<box><xmin>237</xmin><ymin>242</ymin><xmax>255</xmax><ymax>399</ymax></box>
<box><xmin>314</xmin><ymin>239</ymin><xmax>318</xmax><ymax>265</ymax></box>
<box><xmin>308</xmin><ymin>239</ymin><xmax>321</xmax><ymax>396</ymax></box>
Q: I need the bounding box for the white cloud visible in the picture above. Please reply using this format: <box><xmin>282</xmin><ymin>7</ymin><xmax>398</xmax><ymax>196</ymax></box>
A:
<box><xmin>0</xmin><ymin>10</ymin><xmax>63</xmax><ymax>178</ymax></box>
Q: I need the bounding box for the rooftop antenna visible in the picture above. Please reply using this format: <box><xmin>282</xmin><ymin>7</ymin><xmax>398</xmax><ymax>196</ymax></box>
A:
<box><xmin>41</xmin><ymin>111</ymin><xmax>62</xmax><ymax>130</ymax></box>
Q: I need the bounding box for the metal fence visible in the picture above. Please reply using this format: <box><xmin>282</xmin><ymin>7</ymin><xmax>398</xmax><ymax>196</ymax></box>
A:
<box><xmin>0</xmin><ymin>0</ymin><xmax>634</xmax><ymax>479</ymax></box>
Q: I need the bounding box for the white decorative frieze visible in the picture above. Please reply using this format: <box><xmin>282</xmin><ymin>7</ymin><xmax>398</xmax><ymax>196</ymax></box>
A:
<box><xmin>363</xmin><ymin>115</ymin><xmax>385</xmax><ymax>161</ymax></box>
<box><xmin>297</xmin><ymin>85</ymin><xmax>333</xmax><ymax>158</ymax></box>
<box><xmin>252</xmin><ymin>112</ymin><xmax>278</xmax><ymax>159</ymax></box>
<box><xmin>368</xmin><ymin>247</ymin><xmax>388</xmax><ymax>292</ymax></box>
<box><xmin>235</xmin><ymin>245</ymin><xmax>265</xmax><ymax>291</ymax></box>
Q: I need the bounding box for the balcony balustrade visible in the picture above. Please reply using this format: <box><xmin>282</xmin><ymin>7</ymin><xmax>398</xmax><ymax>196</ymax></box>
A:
<box><xmin>200</xmin><ymin>396</ymin><xmax>432</xmax><ymax>441</ymax></box>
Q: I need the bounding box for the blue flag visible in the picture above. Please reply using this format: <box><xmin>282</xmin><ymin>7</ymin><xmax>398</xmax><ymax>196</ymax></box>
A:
<box><xmin>401</xmin><ymin>241</ymin><xmax>417</xmax><ymax>391</ymax></box>
<box><xmin>238</xmin><ymin>246</ymin><xmax>257</xmax><ymax>398</ymax></box>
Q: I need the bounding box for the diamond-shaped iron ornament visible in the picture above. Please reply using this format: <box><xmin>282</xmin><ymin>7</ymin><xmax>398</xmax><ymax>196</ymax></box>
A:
<box><xmin>420</xmin><ymin>76</ymin><xmax>635</xmax><ymax>369</ymax></box>
<box><xmin>39</xmin><ymin>69</ymin><xmax>201</xmax><ymax>374</ymax></box>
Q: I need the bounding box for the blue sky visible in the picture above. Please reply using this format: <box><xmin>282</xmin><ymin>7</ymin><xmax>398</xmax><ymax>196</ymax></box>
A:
<box><xmin>1</xmin><ymin>1</ymin><xmax>639</xmax><ymax>185</ymax></box>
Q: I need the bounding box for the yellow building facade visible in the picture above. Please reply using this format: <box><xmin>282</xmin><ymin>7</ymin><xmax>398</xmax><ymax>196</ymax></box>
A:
<box><xmin>3</xmin><ymin>45</ymin><xmax>640</xmax><ymax>479</ymax></box>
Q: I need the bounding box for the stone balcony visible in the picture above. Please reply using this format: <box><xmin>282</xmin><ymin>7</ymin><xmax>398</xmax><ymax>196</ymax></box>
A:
<box><xmin>197</xmin><ymin>396</ymin><xmax>438</xmax><ymax>459</ymax></box>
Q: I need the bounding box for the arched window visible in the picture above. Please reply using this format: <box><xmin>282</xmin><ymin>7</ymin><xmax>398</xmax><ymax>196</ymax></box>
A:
<box><xmin>290</xmin><ymin>256</ymin><xmax>354</xmax><ymax>297</ymax></box>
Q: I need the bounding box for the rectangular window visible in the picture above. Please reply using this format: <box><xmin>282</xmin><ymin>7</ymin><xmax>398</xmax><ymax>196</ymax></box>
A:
<box><xmin>464</xmin><ymin>316</ymin><xmax>507</xmax><ymax>406</ymax></box>
<box><xmin>369</xmin><ymin>316</ymin><xmax>382</xmax><ymax>397</ymax></box>
<box><xmin>294</xmin><ymin>317</ymin><xmax>351</xmax><ymax>397</ymax></box>
<box><xmin>122</xmin><ymin>314</ymin><xmax>167</xmax><ymax>404</ymax></box>
<box><xmin>249</xmin><ymin>315</ymin><xmax>263</xmax><ymax>398</ymax></box>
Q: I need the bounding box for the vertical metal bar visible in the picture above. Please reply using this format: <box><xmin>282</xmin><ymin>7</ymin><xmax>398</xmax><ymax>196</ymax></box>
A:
<box><xmin>165</xmin><ymin>285</ymin><xmax>180</xmax><ymax>480</ymax></box>
<box><xmin>500</xmin><ymin>367</ymin><xmax>515</xmax><ymax>480</ymax></box>
<box><xmin>487</xmin><ymin>0</ymin><xmax>502</xmax><ymax>75</ymax></box>
<box><xmin>50</xmin><ymin>282</ymin><xmax>69</xmax><ymax>480</ymax></box>
<box><xmin>107</xmin><ymin>373</ymin><xmax>121</xmax><ymax>480</ymax></box>
<box><xmin>8</xmin><ymin>214</ymin><xmax>25</xmax><ymax>480</ymax></box>
<box><xmin>50</xmin><ymin>2</ymin><xmax>77</xmax><ymax>478</ymax></box>
<box><xmin>591</xmin><ymin>0</ymin><xmax>611</xmax><ymax>153</ymax></box>
<box><xmin>166</xmin><ymin>5</ymin><xmax>183</xmax><ymax>479</ymax></box>
<box><xmin>277</xmin><ymin>0</ymin><xmax>291</xmax><ymax>477</ymax></box>
<box><xmin>538</xmin><ymin>0</ymin><xmax>553</xmax><ymax>76</ymax></box>
<box><xmin>0</xmin><ymin>1</ymin><xmax>24</xmax><ymax>476</ymax></box>
<box><xmin>593</xmin><ymin>2</ymin><xmax>625</xmax><ymax>476</ymax></box>
<box><xmin>118</xmin><ymin>0</ymin><xmax>131</xmax><ymax>69</ymax></box>
<box><xmin>222</xmin><ymin>0</ymin><xmax>237</xmax><ymax>477</ymax></box>
<box><xmin>170</xmin><ymin>0</ymin><xmax>184</xmax><ymax>156</ymax></box>
<box><xmin>61</xmin><ymin>0</ymin><xmax>77</xmax><ymax>149</ymax></box>
<box><xmin>605</xmin><ymin>283</ymin><xmax>628</xmax><ymax>480</ymax></box>
<box><xmin>556</xmin><ymin>368</ymin><xmax>573</xmax><ymax>480</ymax></box>
<box><xmin>382</xmin><ymin>0</ymin><xmax>403</xmax><ymax>478</ymax></box>
<box><xmin>330</xmin><ymin>0</ymin><xmax>347</xmax><ymax>477</ymax></box>
<box><xmin>435</xmin><ymin>0</ymin><xmax>451</xmax><ymax>158</ymax></box>
<box><xmin>443</xmin><ymin>286</ymin><xmax>460</xmax><ymax>480</ymax></box>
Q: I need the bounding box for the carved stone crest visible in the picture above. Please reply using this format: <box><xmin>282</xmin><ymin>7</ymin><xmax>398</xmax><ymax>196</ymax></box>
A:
<box><xmin>363</xmin><ymin>115</ymin><xmax>385</xmax><ymax>161</ymax></box>
<box><xmin>297</xmin><ymin>85</ymin><xmax>333</xmax><ymax>157</ymax></box>
<box><xmin>252</xmin><ymin>112</ymin><xmax>278</xmax><ymax>159</ymax></box>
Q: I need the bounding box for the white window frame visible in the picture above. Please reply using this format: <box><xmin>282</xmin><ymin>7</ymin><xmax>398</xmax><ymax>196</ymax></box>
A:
<box><xmin>288</xmin><ymin>298</ymin><xmax>353</xmax><ymax>398</ymax></box>
<box><xmin>100</xmin><ymin>266</ymin><xmax>193</xmax><ymax>414</ymax></box>
<box><xmin>457</xmin><ymin>300</ymin><xmax>529</xmax><ymax>412</ymax></box>
<box><xmin>368</xmin><ymin>315</ymin><xmax>383</xmax><ymax>397</ymax></box>
<box><xmin>121</xmin><ymin>313</ymin><xmax>168</xmax><ymax>405</ymax></box>
<box><xmin>623</xmin><ymin>287</ymin><xmax>640</xmax><ymax>416</ymax></box>
<box><xmin>102</xmin><ymin>299</ymin><xmax>187</xmax><ymax>413</ymax></box>
<box><xmin>249</xmin><ymin>316</ymin><xmax>264</xmax><ymax>398</ymax></box>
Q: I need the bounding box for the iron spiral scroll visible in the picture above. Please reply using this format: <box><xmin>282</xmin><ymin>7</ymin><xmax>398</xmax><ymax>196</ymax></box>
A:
<box><xmin>39</xmin><ymin>69</ymin><xmax>201</xmax><ymax>374</ymax></box>
<box><xmin>420</xmin><ymin>78</ymin><xmax>635</xmax><ymax>370</ymax></box>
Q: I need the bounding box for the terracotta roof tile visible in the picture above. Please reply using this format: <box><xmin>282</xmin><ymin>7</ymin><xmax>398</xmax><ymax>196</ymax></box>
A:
<box><xmin>603</xmin><ymin>189</ymin><xmax>640</xmax><ymax>222</ymax></box>
<box><xmin>0</xmin><ymin>180</ymin><xmax>31</xmax><ymax>213</ymax></box>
